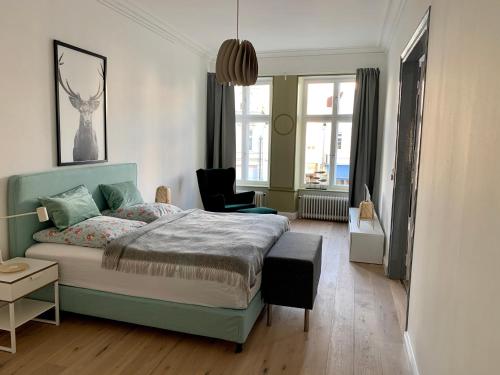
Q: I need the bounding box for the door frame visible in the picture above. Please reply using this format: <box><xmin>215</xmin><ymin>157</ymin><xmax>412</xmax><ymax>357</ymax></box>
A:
<box><xmin>387</xmin><ymin>8</ymin><xmax>431</xmax><ymax>311</ymax></box>
<box><xmin>405</xmin><ymin>53</ymin><xmax>427</xmax><ymax>284</ymax></box>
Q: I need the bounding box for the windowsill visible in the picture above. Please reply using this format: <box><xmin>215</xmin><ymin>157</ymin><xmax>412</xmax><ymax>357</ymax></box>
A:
<box><xmin>236</xmin><ymin>183</ymin><xmax>269</xmax><ymax>189</ymax></box>
<box><xmin>237</xmin><ymin>186</ymin><xmax>347</xmax><ymax>192</ymax></box>
<box><xmin>298</xmin><ymin>187</ymin><xmax>348</xmax><ymax>193</ymax></box>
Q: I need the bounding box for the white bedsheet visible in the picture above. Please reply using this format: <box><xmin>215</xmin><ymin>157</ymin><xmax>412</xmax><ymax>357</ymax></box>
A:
<box><xmin>26</xmin><ymin>243</ymin><xmax>260</xmax><ymax>309</ymax></box>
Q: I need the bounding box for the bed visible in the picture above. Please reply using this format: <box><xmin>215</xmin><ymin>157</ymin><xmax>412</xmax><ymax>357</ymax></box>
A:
<box><xmin>26</xmin><ymin>243</ymin><xmax>262</xmax><ymax>309</ymax></box>
<box><xmin>7</xmin><ymin>163</ymin><xmax>276</xmax><ymax>349</ymax></box>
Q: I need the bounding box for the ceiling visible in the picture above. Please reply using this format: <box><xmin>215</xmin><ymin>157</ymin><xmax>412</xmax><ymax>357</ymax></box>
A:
<box><xmin>135</xmin><ymin>0</ymin><xmax>395</xmax><ymax>55</ymax></box>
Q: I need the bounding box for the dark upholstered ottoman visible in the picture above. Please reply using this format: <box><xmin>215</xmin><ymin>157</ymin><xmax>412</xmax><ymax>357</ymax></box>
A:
<box><xmin>262</xmin><ymin>232</ymin><xmax>322</xmax><ymax>331</ymax></box>
<box><xmin>237</xmin><ymin>207</ymin><xmax>278</xmax><ymax>214</ymax></box>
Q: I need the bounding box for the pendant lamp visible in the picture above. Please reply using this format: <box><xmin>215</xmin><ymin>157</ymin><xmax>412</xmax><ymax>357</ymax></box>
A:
<box><xmin>215</xmin><ymin>0</ymin><xmax>258</xmax><ymax>86</ymax></box>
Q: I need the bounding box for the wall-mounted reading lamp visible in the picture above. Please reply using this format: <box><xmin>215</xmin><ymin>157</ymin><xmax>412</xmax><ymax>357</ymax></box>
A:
<box><xmin>0</xmin><ymin>207</ymin><xmax>49</xmax><ymax>269</ymax></box>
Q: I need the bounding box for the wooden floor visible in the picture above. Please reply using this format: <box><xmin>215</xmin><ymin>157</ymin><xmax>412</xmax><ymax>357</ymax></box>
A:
<box><xmin>0</xmin><ymin>220</ymin><xmax>410</xmax><ymax>375</ymax></box>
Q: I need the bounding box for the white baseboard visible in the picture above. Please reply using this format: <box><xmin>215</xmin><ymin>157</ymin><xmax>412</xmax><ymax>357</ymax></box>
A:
<box><xmin>278</xmin><ymin>211</ymin><xmax>298</xmax><ymax>220</ymax></box>
<box><xmin>404</xmin><ymin>331</ymin><xmax>420</xmax><ymax>375</ymax></box>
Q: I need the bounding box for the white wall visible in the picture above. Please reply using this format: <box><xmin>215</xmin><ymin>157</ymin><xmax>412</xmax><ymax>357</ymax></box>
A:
<box><xmin>377</xmin><ymin>0</ymin><xmax>500</xmax><ymax>373</ymax></box>
<box><xmin>0</xmin><ymin>0</ymin><xmax>208</xmax><ymax>259</ymax></box>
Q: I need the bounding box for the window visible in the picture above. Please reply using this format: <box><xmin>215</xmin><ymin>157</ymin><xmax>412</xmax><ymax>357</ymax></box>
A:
<box><xmin>235</xmin><ymin>77</ymin><xmax>272</xmax><ymax>186</ymax></box>
<box><xmin>299</xmin><ymin>76</ymin><xmax>355</xmax><ymax>189</ymax></box>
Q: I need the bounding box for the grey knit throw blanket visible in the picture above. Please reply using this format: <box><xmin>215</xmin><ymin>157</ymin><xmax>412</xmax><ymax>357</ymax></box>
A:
<box><xmin>102</xmin><ymin>209</ymin><xmax>289</xmax><ymax>295</ymax></box>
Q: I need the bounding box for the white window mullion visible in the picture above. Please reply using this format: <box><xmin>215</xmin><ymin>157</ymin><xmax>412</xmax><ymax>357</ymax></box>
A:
<box><xmin>245</xmin><ymin>87</ymin><xmax>251</xmax><ymax>182</ymax></box>
<box><xmin>235</xmin><ymin>114</ymin><xmax>242</xmax><ymax>182</ymax></box>
<box><xmin>330</xmin><ymin>83</ymin><xmax>339</xmax><ymax>188</ymax></box>
<box><xmin>241</xmin><ymin>88</ymin><xmax>249</xmax><ymax>182</ymax></box>
<box><xmin>336</xmin><ymin>114</ymin><xmax>353</xmax><ymax>122</ymax></box>
<box><xmin>300</xmin><ymin>83</ymin><xmax>309</xmax><ymax>187</ymax></box>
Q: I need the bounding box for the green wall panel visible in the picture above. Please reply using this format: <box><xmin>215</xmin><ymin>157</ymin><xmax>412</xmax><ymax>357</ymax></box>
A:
<box><xmin>268</xmin><ymin>76</ymin><xmax>299</xmax><ymax>212</ymax></box>
<box><xmin>267</xmin><ymin>189</ymin><xmax>298</xmax><ymax>212</ymax></box>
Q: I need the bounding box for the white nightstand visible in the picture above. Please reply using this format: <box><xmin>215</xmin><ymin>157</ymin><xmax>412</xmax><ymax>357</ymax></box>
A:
<box><xmin>0</xmin><ymin>257</ymin><xmax>59</xmax><ymax>353</ymax></box>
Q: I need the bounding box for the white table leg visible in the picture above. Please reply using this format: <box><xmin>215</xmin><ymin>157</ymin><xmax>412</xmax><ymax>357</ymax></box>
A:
<box><xmin>9</xmin><ymin>302</ymin><xmax>16</xmax><ymax>354</ymax></box>
<box><xmin>54</xmin><ymin>281</ymin><xmax>60</xmax><ymax>326</ymax></box>
<box><xmin>32</xmin><ymin>281</ymin><xmax>60</xmax><ymax>326</ymax></box>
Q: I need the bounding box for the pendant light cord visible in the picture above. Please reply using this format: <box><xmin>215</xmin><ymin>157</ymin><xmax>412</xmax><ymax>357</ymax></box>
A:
<box><xmin>236</xmin><ymin>0</ymin><xmax>239</xmax><ymax>40</ymax></box>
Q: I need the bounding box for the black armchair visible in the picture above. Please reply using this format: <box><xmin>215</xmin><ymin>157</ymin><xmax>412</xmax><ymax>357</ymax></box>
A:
<box><xmin>196</xmin><ymin>168</ymin><xmax>256</xmax><ymax>212</ymax></box>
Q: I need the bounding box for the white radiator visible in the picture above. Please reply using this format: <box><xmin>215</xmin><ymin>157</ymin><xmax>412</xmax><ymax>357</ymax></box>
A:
<box><xmin>299</xmin><ymin>194</ymin><xmax>349</xmax><ymax>222</ymax></box>
<box><xmin>253</xmin><ymin>191</ymin><xmax>266</xmax><ymax>207</ymax></box>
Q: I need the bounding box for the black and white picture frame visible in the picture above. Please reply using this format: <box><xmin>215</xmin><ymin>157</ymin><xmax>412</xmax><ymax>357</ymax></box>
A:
<box><xmin>54</xmin><ymin>40</ymin><xmax>107</xmax><ymax>166</ymax></box>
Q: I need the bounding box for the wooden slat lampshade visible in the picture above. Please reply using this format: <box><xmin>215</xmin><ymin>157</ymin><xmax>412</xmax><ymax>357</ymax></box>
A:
<box><xmin>216</xmin><ymin>39</ymin><xmax>258</xmax><ymax>86</ymax></box>
<box><xmin>215</xmin><ymin>0</ymin><xmax>258</xmax><ymax>86</ymax></box>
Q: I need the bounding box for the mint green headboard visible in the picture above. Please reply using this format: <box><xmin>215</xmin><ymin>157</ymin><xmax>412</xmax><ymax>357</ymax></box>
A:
<box><xmin>7</xmin><ymin>163</ymin><xmax>137</xmax><ymax>259</ymax></box>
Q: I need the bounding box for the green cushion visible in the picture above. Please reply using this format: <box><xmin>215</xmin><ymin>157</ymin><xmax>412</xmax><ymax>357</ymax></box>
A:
<box><xmin>39</xmin><ymin>185</ymin><xmax>101</xmax><ymax>231</ymax></box>
<box><xmin>224</xmin><ymin>203</ymin><xmax>255</xmax><ymax>211</ymax></box>
<box><xmin>100</xmin><ymin>181</ymin><xmax>144</xmax><ymax>210</ymax></box>
<box><xmin>237</xmin><ymin>207</ymin><xmax>278</xmax><ymax>214</ymax></box>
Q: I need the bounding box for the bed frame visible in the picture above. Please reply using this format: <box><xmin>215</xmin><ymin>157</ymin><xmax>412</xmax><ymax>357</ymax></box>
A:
<box><xmin>7</xmin><ymin>163</ymin><xmax>264</xmax><ymax>350</ymax></box>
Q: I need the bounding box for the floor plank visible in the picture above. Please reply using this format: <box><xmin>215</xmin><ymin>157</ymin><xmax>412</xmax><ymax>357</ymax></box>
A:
<box><xmin>0</xmin><ymin>219</ymin><xmax>410</xmax><ymax>374</ymax></box>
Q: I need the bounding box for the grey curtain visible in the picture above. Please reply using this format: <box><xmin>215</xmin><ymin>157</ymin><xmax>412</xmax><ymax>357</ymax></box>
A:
<box><xmin>349</xmin><ymin>68</ymin><xmax>380</xmax><ymax>207</ymax></box>
<box><xmin>206</xmin><ymin>73</ymin><xmax>236</xmax><ymax>169</ymax></box>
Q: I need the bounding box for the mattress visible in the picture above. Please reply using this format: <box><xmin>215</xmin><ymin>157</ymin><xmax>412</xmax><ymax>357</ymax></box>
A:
<box><xmin>26</xmin><ymin>243</ymin><xmax>260</xmax><ymax>309</ymax></box>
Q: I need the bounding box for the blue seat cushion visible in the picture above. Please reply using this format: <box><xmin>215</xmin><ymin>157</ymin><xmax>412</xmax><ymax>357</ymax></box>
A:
<box><xmin>237</xmin><ymin>207</ymin><xmax>278</xmax><ymax>215</ymax></box>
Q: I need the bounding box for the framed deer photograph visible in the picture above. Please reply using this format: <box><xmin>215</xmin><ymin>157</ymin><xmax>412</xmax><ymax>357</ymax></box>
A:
<box><xmin>54</xmin><ymin>40</ymin><xmax>107</xmax><ymax>166</ymax></box>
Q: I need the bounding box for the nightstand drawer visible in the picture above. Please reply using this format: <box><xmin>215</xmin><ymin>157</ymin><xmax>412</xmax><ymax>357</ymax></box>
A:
<box><xmin>0</xmin><ymin>265</ymin><xmax>58</xmax><ymax>302</ymax></box>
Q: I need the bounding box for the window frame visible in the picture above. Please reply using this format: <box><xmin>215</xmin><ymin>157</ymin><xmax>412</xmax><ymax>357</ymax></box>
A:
<box><xmin>298</xmin><ymin>75</ymin><xmax>355</xmax><ymax>191</ymax></box>
<box><xmin>235</xmin><ymin>77</ymin><xmax>273</xmax><ymax>187</ymax></box>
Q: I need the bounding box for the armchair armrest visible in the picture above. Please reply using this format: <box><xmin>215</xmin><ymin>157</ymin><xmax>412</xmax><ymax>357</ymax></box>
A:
<box><xmin>203</xmin><ymin>193</ymin><xmax>226</xmax><ymax>212</ymax></box>
<box><xmin>231</xmin><ymin>191</ymin><xmax>256</xmax><ymax>205</ymax></box>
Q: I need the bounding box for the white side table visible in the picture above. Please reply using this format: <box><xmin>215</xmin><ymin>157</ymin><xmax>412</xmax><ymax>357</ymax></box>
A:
<box><xmin>349</xmin><ymin>208</ymin><xmax>385</xmax><ymax>264</ymax></box>
<box><xmin>0</xmin><ymin>257</ymin><xmax>59</xmax><ymax>353</ymax></box>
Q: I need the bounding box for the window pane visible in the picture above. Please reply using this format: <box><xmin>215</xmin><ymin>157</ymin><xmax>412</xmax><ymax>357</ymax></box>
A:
<box><xmin>304</xmin><ymin>122</ymin><xmax>331</xmax><ymax>188</ymax></box>
<box><xmin>235</xmin><ymin>86</ymin><xmax>243</xmax><ymax>115</ymax></box>
<box><xmin>338</xmin><ymin>82</ymin><xmax>355</xmax><ymax>115</ymax></box>
<box><xmin>307</xmin><ymin>83</ymin><xmax>334</xmax><ymax>115</ymax></box>
<box><xmin>335</xmin><ymin>122</ymin><xmax>352</xmax><ymax>186</ymax></box>
<box><xmin>247</xmin><ymin>122</ymin><xmax>269</xmax><ymax>181</ymax></box>
<box><xmin>236</xmin><ymin>122</ymin><xmax>242</xmax><ymax>180</ymax></box>
<box><xmin>248</xmin><ymin>84</ymin><xmax>270</xmax><ymax>115</ymax></box>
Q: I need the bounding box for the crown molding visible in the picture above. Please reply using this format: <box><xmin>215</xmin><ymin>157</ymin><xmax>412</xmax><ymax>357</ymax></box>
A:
<box><xmin>96</xmin><ymin>0</ymin><xmax>209</xmax><ymax>57</ymax></box>
<box><xmin>208</xmin><ymin>46</ymin><xmax>386</xmax><ymax>62</ymax></box>
<box><xmin>257</xmin><ymin>47</ymin><xmax>386</xmax><ymax>59</ymax></box>
<box><xmin>379</xmin><ymin>0</ymin><xmax>409</xmax><ymax>48</ymax></box>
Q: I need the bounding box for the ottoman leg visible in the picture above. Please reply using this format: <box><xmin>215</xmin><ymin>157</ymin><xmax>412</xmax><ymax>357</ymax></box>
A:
<box><xmin>267</xmin><ymin>304</ymin><xmax>272</xmax><ymax>326</ymax></box>
<box><xmin>304</xmin><ymin>309</ymin><xmax>310</xmax><ymax>332</ymax></box>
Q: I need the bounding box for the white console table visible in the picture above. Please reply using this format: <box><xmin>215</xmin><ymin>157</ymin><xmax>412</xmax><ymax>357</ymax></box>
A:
<box><xmin>348</xmin><ymin>207</ymin><xmax>384</xmax><ymax>264</ymax></box>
